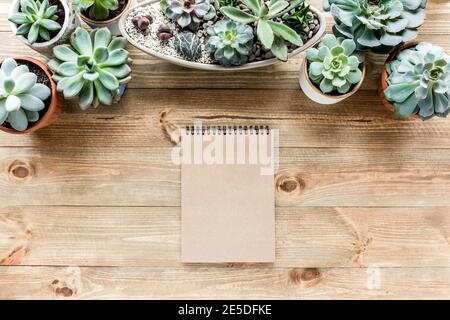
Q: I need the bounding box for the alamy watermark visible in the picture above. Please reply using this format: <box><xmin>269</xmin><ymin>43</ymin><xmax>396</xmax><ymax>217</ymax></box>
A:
<box><xmin>171</xmin><ymin>121</ymin><xmax>279</xmax><ymax>175</ymax></box>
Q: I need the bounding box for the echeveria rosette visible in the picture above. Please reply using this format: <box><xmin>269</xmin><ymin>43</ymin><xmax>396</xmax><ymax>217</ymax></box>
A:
<box><xmin>221</xmin><ymin>0</ymin><xmax>303</xmax><ymax>61</ymax></box>
<box><xmin>49</xmin><ymin>27</ymin><xmax>132</xmax><ymax>110</ymax></box>
<box><xmin>306</xmin><ymin>34</ymin><xmax>364</xmax><ymax>94</ymax></box>
<box><xmin>162</xmin><ymin>0</ymin><xmax>216</xmax><ymax>30</ymax></box>
<box><xmin>0</xmin><ymin>58</ymin><xmax>51</xmax><ymax>131</ymax></box>
<box><xmin>9</xmin><ymin>0</ymin><xmax>62</xmax><ymax>44</ymax></box>
<box><xmin>73</xmin><ymin>0</ymin><xmax>119</xmax><ymax>20</ymax></box>
<box><xmin>323</xmin><ymin>0</ymin><xmax>427</xmax><ymax>54</ymax></box>
<box><xmin>384</xmin><ymin>42</ymin><xmax>450</xmax><ymax>120</ymax></box>
<box><xmin>206</xmin><ymin>20</ymin><xmax>254</xmax><ymax>66</ymax></box>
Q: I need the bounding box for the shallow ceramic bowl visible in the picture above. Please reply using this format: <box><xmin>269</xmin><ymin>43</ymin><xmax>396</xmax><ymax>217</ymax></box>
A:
<box><xmin>119</xmin><ymin>0</ymin><xmax>327</xmax><ymax>71</ymax></box>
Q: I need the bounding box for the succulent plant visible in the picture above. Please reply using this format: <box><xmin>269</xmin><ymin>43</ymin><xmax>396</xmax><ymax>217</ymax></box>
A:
<box><xmin>49</xmin><ymin>27</ymin><xmax>132</xmax><ymax>110</ymax></box>
<box><xmin>218</xmin><ymin>0</ymin><xmax>240</xmax><ymax>7</ymax></box>
<box><xmin>323</xmin><ymin>0</ymin><xmax>428</xmax><ymax>54</ymax></box>
<box><xmin>0</xmin><ymin>58</ymin><xmax>51</xmax><ymax>131</ymax></box>
<box><xmin>174</xmin><ymin>31</ymin><xmax>202</xmax><ymax>60</ymax></box>
<box><xmin>161</xmin><ymin>0</ymin><xmax>216</xmax><ymax>30</ymax></box>
<box><xmin>9</xmin><ymin>0</ymin><xmax>62</xmax><ymax>45</ymax></box>
<box><xmin>384</xmin><ymin>42</ymin><xmax>450</xmax><ymax>120</ymax></box>
<box><xmin>206</xmin><ymin>19</ymin><xmax>253</xmax><ymax>66</ymax></box>
<box><xmin>306</xmin><ymin>34</ymin><xmax>364</xmax><ymax>94</ymax></box>
<box><xmin>221</xmin><ymin>0</ymin><xmax>303</xmax><ymax>61</ymax></box>
<box><xmin>73</xmin><ymin>0</ymin><xmax>118</xmax><ymax>20</ymax></box>
<box><xmin>132</xmin><ymin>15</ymin><xmax>153</xmax><ymax>35</ymax></box>
<box><xmin>157</xmin><ymin>23</ymin><xmax>173</xmax><ymax>41</ymax></box>
<box><xmin>284</xmin><ymin>2</ymin><xmax>312</xmax><ymax>32</ymax></box>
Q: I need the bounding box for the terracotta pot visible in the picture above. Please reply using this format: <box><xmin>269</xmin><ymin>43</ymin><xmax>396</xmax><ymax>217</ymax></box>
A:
<box><xmin>9</xmin><ymin>0</ymin><xmax>81</xmax><ymax>57</ymax></box>
<box><xmin>0</xmin><ymin>56</ymin><xmax>63</xmax><ymax>135</ymax></box>
<box><xmin>378</xmin><ymin>41</ymin><xmax>419</xmax><ymax>119</ymax></box>
<box><xmin>299</xmin><ymin>56</ymin><xmax>366</xmax><ymax>104</ymax></box>
<box><xmin>80</xmin><ymin>0</ymin><xmax>136</xmax><ymax>36</ymax></box>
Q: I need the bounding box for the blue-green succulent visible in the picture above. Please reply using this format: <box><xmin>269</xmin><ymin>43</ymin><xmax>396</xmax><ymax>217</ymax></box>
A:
<box><xmin>49</xmin><ymin>27</ymin><xmax>132</xmax><ymax>110</ymax></box>
<box><xmin>206</xmin><ymin>19</ymin><xmax>254</xmax><ymax>66</ymax></box>
<box><xmin>384</xmin><ymin>42</ymin><xmax>450</xmax><ymax>120</ymax></box>
<box><xmin>306</xmin><ymin>34</ymin><xmax>364</xmax><ymax>94</ymax></box>
<box><xmin>9</xmin><ymin>0</ymin><xmax>62</xmax><ymax>44</ymax></box>
<box><xmin>323</xmin><ymin>0</ymin><xmax>427</xmax><ymax>53</ymax></box>
<box><xmin>0</xmin><ymin>58</ymin><xmax>51</xmax><ymax>131</ymax></box>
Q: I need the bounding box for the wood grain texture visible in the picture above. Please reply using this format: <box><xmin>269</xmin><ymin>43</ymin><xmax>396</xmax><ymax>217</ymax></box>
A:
<box><xmin>2</xmin><ymin>147</ymin><xmax>450</xmax><ymax>207</ymax></box>
<box><xmin>1</xmin><ymin>266</ymin><xmax>450</xmax><ymax>299</ymax></box>
<box><xmin>1</xmin><ymin>206</ymin><xmax>449</xmax><ymax>268</ymax></box>
<box><xmin>1</xmin><ymin>90</ymin><xmax>450</xmax><ymax>148</ymax></box>
<box><xmin>1</xmin><ymin>0</ymin><xmax>450</xmax><ymax>300</ymax></box>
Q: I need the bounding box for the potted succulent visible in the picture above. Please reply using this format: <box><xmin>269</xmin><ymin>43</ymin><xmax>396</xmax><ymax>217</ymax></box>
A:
<box><xmin>9</xmin><ymin>0</ymin><xmax>80</xmax><ymax>57</ymax></box>
<box><xmin>323</xmin><ymin>0</ymin><xmax>427</xmax><ymax>54</ymax></box>
<box><xmin>379</xmin><ymin>41</ymin><xmax>450</xmax><ymax>120</ymax></box>
<box><xmin>118</xmin><ymin>0</ymin><xmax>327</xmax><ymax>70</ymax></box>
<box><xmin>73</xmin><ymin>0</ymin><xmax>137</xmax><ymax>35</ymax></box>
<box><xmin>48</xmin><ymin>27</ymin><xmax>132</xmax><ymax>110</ymax></box>
<box><xmin>0</xmin><ymin>56</ymin><xmax>62</xmax><ymax>134</ymax></box>
<box><xmin>299</xmin><ymin>34</ymin><xmax>365</xmax><ymax>104</ymax></box>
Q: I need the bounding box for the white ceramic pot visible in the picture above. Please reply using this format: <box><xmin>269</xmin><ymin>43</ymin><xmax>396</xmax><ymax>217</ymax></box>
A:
<box><xmin>299</xmin><ymin>57</ymin><xmax>366</xmax><ymax>104</ymax></box>
<box><xmin>80</xmin><ymin>0</ymin><xmax>137</xmax><ymax>36</ymax></box>
<box><xmin>9</xmin><ymin>0</ymin><xmax>80</xmax><ymax>57</ymax></box>
<box><xmin>118</xmin><ymin>0</ymin><xmax>327</xmax><ymax>71</ymax></box>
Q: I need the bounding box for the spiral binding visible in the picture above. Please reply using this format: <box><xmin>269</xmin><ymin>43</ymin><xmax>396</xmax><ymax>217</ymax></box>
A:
<box><xmin>184</xmin><ymin>125</ymin><xmax>271</xmax><ymax>135</ymax></box>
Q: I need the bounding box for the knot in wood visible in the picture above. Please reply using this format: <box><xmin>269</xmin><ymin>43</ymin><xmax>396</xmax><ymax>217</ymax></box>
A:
<box><xmin>276</xmin><ymin>174</ymin><xmax>305</xmax><ymax>194</ymax></box>
<box><xmin>8</xmin><ymin>160</ymin><xmax>34</xmax><ymax>181</ymax></box>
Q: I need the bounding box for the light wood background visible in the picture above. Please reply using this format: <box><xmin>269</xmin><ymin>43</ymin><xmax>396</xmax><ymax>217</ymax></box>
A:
<box><xmin>1</xmin><ymin>0</ymin><xmax>450</xmax><ymax>300</ymax></box>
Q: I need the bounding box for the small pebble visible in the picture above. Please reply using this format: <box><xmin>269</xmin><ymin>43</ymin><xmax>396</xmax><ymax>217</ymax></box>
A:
<box><xmin>264</xmin><ymin>51</ymin><xmax>275</xmax><ymax>59</ymax></box>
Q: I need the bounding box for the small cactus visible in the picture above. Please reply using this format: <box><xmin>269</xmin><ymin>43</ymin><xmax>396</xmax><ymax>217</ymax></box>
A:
<box><xmin>157</xmin><ymin>23</ymin><xmax>172</xmax><ymax>41</ymax></box>
<box><xmin>132</xmin><ymin>15</ymin><xmax>153</xmax><ymax>35</ymax></box>
<box><xmin>174</xmin><ymin>31</ymin><xmax>201</xmax><ymax>60</ymax></box>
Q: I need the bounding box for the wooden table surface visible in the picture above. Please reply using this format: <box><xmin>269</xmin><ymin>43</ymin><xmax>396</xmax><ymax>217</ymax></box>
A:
<box><xmin>1</xmin><ymin>0</ymin><xmax>450</xmax><ymax>300</ymax></box>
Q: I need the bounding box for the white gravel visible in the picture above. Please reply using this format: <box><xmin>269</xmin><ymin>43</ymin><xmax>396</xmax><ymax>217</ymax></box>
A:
<box><xmin>124</xmin><ymin>3</ymin><xmax>215</xmax><ymax>64</ymax></box>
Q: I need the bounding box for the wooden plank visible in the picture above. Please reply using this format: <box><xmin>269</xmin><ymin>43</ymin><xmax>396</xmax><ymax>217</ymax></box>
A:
<box><xmin>1</xmin><ymin>89</ymin><xmax>450</xmax><ymax>148</ymax></box>
<box><xmin>1</xmin><ymin>147</ymin><xmax>450</xmax><ymax>207</ymax></box>
<box><xmin>1</xmin><ymin>206</ymin><xmax>449</xmax><ymax>268</ymax></box>
<box><xmin>0</xmin><ymin>266</ymin><xmax>449</xmax><ymax>299</ymax></box>
<box><xmin>0</xmin><ymin>1</ymin><xmax>449</xmax><ymax>91</ymax></box>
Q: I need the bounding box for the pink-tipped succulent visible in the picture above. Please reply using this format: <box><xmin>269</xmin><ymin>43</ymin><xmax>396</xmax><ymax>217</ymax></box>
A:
<box><xmin>132</xmin><ymin>15</ymin><xmax>153</xmax><ymax>35</ymax></box>
<box><xmin>162</xmin><ymin>0</ymin><xmax>215</xmax><ymax>30</ymax></box>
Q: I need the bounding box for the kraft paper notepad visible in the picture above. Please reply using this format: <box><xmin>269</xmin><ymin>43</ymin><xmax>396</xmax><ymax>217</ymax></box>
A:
<box><xmin>181</xmin><ymin>126</ymin><xmax>275</xmax><ymax>263</ymax></box>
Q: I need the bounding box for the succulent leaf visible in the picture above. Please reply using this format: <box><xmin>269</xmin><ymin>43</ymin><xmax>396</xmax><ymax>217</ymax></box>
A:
<box><xmin>206</xmin><ymin>19</ymin><xmax>254</xmax><ymax>66</ymax></box>
<box><xmin>324</xmin><ymin>0</ymin><xmax>428</xmax><ymax>53</ymax></box>
<box><xmin>174</xmin><ymin>31</ymin><xmax>202</xmax><ymax>60</ymax></box>
<box><xmin>384</xmin><ymin>42</ymin><xmax>450</xmax><ymax>120</ymax></box>
<box><xmin>221</xmin><ymin>0</ymin><xmax>302</xmax><ymax>61</ymax></box>
<box><xmin>50</xmin><ymin>27</ymin><xmax>132</xmax><ymax>110</ymax></box>
<box><xmin>163</xmin><ymin>0</ymin><xmax>216</xmax><ymax>30</ymax></box>
<box><xmin>0</xmin><ymin>57</ymin><xmax>51</xmax><ymax>131</ymax></box>
<box><xmin>73</xmin><ymin>0</ymin><xmax>118</xmax><ymax>20</ymax></box>
<box><xmin>9</xmin><ymin>0</ymin><xmax>62</xmax><ymax>44</ymax></box>
<box><xmin>306</xmin><ymin>34</ymin><xmax>364</xmax><ymax>94</ymax></box>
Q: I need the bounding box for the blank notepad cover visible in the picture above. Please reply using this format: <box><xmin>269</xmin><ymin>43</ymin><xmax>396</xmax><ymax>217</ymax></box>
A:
<box><xmin>181</xmin><ymin>128</ymin><xmax>275</xmax><ymax>263</ymax></box>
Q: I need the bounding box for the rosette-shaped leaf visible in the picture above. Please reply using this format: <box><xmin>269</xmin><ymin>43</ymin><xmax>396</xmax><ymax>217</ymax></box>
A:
<box><xmin>0</xmin><ymin>58</ymin><xmax>51</xmax><ymax>131</ymax></box>
<box><xmin>73</xmin><ymin>0</ymin><xmax>118</xmax><ymax>20</ymax></box>
<box><xmin>162</xmin><ymin>0</ymin><xmax>216</xmax><ymax>30</ymax></box>
<box><xmin>323</xmin><ymin>0</ymin><xmax>427</xmax><ymax>53</ymax></box>
<box><xmin>206</xmin><ymin>20</ymin><xmax>254</xmax><ymax>66</ymax></box>
<box><xmin>9</xmin><ymin>0</ymin><xmax>62</xmax><ymax>44</ymax></box>
<box><xmin>49</xmin><ymin>27</ymin><xmax>132</xmax><ymax>110</ymax></box>
<box><xmin>306</xmin><ymin>34</ymin><xmax>364</xmax><ymax>94</ymax></box>
<box><xmin>384</xmin><ymin>42</ymin><xmax>450</xmax><ymax>120</ymax></box>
